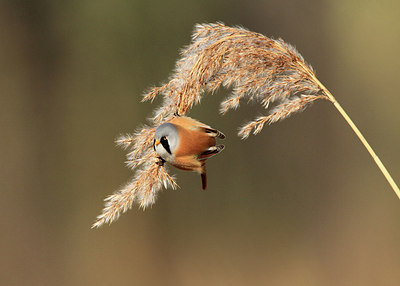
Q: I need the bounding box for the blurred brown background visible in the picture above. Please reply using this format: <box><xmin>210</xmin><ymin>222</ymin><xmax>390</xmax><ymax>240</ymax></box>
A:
<box><xmin>1</xmin><ymin>0</ymin><xmax>400</xmax><ymax>285</ymax></box>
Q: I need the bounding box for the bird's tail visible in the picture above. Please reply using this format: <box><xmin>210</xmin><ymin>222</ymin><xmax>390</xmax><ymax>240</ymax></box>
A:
<box><xmin>200</xmin><ymin>165</ymin><xmax>207</xmax><ymax>190</ymax></box>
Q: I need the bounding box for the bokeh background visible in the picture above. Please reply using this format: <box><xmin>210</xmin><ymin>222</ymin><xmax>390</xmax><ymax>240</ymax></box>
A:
<box><xmin>1</xmin><ymin>0</ymin><xmax>400</xmax><ymax>285</ymax></box>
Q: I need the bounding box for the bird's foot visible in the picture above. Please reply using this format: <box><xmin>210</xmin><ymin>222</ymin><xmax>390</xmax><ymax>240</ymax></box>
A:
<box><xmin>156</xmin><ymin>156</ymin><xmax>165</xmax><ymax>166</ymax></box>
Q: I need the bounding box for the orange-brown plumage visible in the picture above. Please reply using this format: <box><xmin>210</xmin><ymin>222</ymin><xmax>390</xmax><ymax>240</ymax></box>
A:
<box><xmin>154</xmin><ymin>116</ymin><xmax>224</xmax><ymax>189</ymax></box>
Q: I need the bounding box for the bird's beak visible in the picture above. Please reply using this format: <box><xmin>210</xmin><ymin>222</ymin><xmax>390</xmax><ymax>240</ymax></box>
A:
<box><xmin>154</xmin><ymin>140</ymin><xmax>160</xmax><ymax>146</ymax></box>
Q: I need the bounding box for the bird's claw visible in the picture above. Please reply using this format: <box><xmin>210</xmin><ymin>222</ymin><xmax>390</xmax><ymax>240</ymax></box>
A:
<box><xmin>156</xmin><ymin>157</ymin><xmax>165</xmax><ymax>166</ymax></box>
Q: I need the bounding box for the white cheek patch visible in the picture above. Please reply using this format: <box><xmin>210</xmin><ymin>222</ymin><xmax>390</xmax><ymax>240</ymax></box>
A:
<box><xmin>155</xmin><ymin>144</ymin><xmax>175</xmax><ymax>163</ymax></box>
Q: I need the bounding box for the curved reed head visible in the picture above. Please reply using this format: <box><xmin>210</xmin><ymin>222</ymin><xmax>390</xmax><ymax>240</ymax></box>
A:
<box><xmin>93</xmin><ymin>23</ymin><xmax>329</xmax><ymax>228</ymax></box>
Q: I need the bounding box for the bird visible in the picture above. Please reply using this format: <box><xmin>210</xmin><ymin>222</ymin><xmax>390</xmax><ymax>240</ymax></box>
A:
<box><xmin>153</xmin><ymin>115</ymin><xmax>225</xmax><ymax>190</ymax></box>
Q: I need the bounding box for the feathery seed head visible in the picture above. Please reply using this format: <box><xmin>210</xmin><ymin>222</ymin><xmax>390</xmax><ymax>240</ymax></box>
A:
<box><xmin>93</xmin><ymin>23</ymin><xmax>329</xmax><ymax>227</ymax></box>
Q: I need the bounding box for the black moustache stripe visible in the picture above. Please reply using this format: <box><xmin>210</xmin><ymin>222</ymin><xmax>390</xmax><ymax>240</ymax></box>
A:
<box><xmin>161</xmin><ymin>137</ymin><xmax>172</xmax><ymax>154</ymax></box>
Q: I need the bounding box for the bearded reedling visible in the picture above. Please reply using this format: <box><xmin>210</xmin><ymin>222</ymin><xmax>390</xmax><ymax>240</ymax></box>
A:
<box><xmin>153</xmin><ymin>115</ymin><xmax>225</xmax><ymax>190</ymax></box>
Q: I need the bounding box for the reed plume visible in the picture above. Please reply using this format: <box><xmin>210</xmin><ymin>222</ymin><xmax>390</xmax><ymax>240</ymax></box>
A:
<box><xmin>92</xmin><ymin>23</ymin><xmax>399</xmax><ymax>228</ymax></box>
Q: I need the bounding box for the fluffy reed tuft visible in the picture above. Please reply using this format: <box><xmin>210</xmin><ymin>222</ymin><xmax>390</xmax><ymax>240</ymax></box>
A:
<box><xmin>143</xmin><ymin>23</ymin><xmax>326</xmax><ymax>137</ymax></box>
<box><xmin>92</xmin><ymin>125</ymin><xmax>178</xmax><ymax>228</ymax></box>
<box><xmin>93</xmin><ymin>23</ymin><xmax>399</xmax><ymax>228</ymax></box>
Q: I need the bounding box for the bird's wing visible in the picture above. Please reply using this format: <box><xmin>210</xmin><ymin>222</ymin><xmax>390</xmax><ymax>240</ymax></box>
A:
<box><xmin>169</xmin><ymin>116</ymin><xmax>226</xmax><ymax>139</ymax></box>
<box><xmin>199</xmin><ymin>127</ymin><xmax>226</xmax><ymax>139</ymax></box>
<box><xmin>198</xmin><ymin>145</ymin><xmax>225</xmax><ymax>160</ymax></box>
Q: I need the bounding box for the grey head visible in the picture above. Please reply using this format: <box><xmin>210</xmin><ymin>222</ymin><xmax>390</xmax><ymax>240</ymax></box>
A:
<box><xmin>154</xmin><ymin>123</ymin><xmax>179</xmax><ymax>162</ymax></box>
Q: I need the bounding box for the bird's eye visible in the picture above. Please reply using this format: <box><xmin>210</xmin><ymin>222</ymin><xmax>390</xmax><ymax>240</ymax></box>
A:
<box><xmin>161</xmin><ymin>136</ymin><xmax>167</xmax><ymax>142</ymax></box>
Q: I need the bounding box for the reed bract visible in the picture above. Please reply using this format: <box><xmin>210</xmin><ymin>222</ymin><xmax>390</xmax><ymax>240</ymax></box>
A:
<box><xmin>92</xmin><ymin>23</ymin><xmax>399</xmax><ymax>228</ymax></box>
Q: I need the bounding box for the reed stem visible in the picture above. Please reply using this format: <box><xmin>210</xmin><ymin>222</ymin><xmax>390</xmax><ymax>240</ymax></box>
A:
<box><xmin>296</xmin><ymin>60</ymin><xmax>400</xmax><ymax>199</ymax></box>
<box><xmin>329</xmin><ymin>95</ymin><xmax>400</xmax><ymax>199</ymax></box>
<box><xmin>320</xmin><ymin>86</ymin><xmax>400</xmax><ymax>199</ymax></box>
